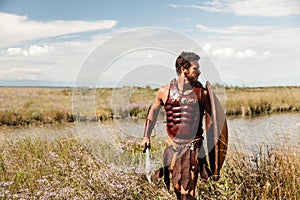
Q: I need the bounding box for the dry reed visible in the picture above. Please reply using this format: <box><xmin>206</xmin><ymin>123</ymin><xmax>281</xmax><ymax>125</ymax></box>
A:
<box><xmin>0</xmin><ymin>86</ymin><xmax>299</xmax><ymax>126</ymax></box>
<box><xmin>0</xmin><ymin>131</ymin><xmax>298</xmax><ymax>199</ymax></box>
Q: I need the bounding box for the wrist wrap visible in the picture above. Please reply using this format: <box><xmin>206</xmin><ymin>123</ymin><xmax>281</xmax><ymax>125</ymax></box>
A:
<box><xmin>143</xmin><ymin>119</ymin><xmax>155</xmax><ymax>137</ymax></box>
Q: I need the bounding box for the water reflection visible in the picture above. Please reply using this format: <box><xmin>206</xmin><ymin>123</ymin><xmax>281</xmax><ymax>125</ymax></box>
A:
<box><xmin>228</xmin><ymin>113</ymin><xmax>300</xmax><ymax>152</ymax></box>
<box><xmin>1</xmin><ymin>113</ymin><xmax>299</xmax><ymax>150</ymax></box>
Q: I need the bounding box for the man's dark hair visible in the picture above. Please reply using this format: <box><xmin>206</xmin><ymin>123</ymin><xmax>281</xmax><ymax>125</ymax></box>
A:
<box><xmin>175</xmin><ymin>51</ymin><xmax>200</xmax><ymax>75</ymax></box>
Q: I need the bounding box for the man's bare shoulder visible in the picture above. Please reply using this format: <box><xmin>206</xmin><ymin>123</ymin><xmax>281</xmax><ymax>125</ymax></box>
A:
<box><xmin>157</xmin><ymin>85</ymin><xmax>169</xmax><ymax>95</ymax></box>
<box><xmin>154</xmin><ymin>84</ymin><xmax>169</xmax><ymax>104</ymax></box>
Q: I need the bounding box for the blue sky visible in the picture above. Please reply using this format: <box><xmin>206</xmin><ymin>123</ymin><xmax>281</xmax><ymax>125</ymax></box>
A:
<box><xmin>0</xmin><ymin>0</ymin><xmax>300</xmax><ymax>86</ymax></box>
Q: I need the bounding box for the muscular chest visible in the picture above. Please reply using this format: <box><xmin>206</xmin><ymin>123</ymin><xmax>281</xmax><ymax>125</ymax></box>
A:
<box><xmin>164</xmin><ymin>89</ymin><xmax>200</xmax><ymax>118</ymax></box>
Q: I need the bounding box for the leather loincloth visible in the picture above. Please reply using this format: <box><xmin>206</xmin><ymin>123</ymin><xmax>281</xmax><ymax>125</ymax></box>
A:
<box><xmin>153</xmin><ymin>137</ymin><xmax>205</xmax><ymax>190</ymax></box>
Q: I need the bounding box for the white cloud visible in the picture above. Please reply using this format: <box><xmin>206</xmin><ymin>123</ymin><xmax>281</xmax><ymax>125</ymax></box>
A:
<box><xmin>168</xmin><ymin>3</ymin><xmax>226</xmax><ymax>13</ymax></box>
<box><xmin>196</xmin><ymin>24</ymin><xmax>300</xmax><ymax>54</ymax></box>
<box><xmin>2</xmin><ymin>45</ymin><xmax>54</xmax><ymax>56</ymax></box>
<box><xmin>196</xmin><ymin>24</ymin><xmax>271</xmax><ymax>34</ymax></box>
<box><xmin>230</xmin><ymin>0</ymin><xmax>300</xmax><ymax>17</ymax></box>
<box><xmin>25</xmin><ymin>45</ymin><xmax>54</xmax><ymax>56</ymax></box>
<box><xmin>10</xmin><ymin>67</ymin><xmax>43</xmax><ymax>73</ymax></box>
<box><xmin>0</xmin><ymin>67</ymin><xmax>44</xmax><ymax>80</ymax></box>
<box><xmin>0</xmin><ymin>33</ymin><xmax>111</xmax><ymax>83</ymax></box>
<box><xmin>197</xmin><ymin>23</ymin><xmax>300</xmax><ymax>85</ymax></box>
<box><xmin>203</xmin><ymin>43</ymin><xmax>271</xmax><ymax>60</ymax></box>
<box><xmin>262</xmin><ymin>51</ymin><xmax>271</xmax><ymax>57</ymax></box>
<box><xmin>169</xmin><ymin>0</ymin><xmax>300</xmax><ymax>17</ymax></box>
<box><xmin>0</xmin><ymin>12</ymin><xmax>117</xmax><ymax>48</ymax></box>
<box><xmin>5</xmin><ymin>47</ymin><xmax>23</xmax><ymax>56</ymax></box>
<box><xmin>0</xmin><ymin>24</ymin><xmax>299</xmax><ymax>86</ymax></box>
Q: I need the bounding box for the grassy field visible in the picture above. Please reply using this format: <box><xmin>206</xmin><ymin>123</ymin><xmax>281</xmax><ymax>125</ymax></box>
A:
<box><xmin>0</xmin><ymin>86</ymin><xmax>299</xmax><ymax>199</ymax></box>
<box><xmin>0</xmin><ymin>132</ymin><xmax>299</xmax><ymax>199</ymax></box>
<box><xmin>0</xmin><ymin>86</ymin><xmax>300</xmax><ymax>126</ymax></box>
<box><xmin>1</xmin><ymin>86</ymin><xmax>300</xmax><ymax>126</ymax></box>
<box><xmin>226</xmin><ymin>86</ymin><xmax>300</xmax><ymax>116</ymax></box>
<box><xmin>0</xmin><ymin>88</ymin><xmax>73</xmax><ymax>126</ymax></box>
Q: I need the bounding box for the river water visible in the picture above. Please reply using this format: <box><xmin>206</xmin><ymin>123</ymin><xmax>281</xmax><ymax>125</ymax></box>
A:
<box><xmin>1</xmin><ymin>113</ymin><xmax>299</xmax><ymax>171</ymax></box>
<box><xmin>1</xmin><ymin>113</ymin><xmax>299</xmax><ymax>149</ymax></box>
<box><xmin>228</xmin><ymin>113</ymin><xmax>300</xmax><ymax>152</ymax></box>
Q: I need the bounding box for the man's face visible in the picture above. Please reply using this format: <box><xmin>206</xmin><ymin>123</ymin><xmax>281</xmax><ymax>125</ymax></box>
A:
<box><xmin>184</xmin><ymin>61</ymin><xmax>201</xmax><ymax>83</ymax></box>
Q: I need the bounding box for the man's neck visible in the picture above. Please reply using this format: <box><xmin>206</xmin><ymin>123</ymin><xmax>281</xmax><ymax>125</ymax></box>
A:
<box><xmin>177</xmin><ymin>76</ymin><xmax>193</xmax><ymax>93</ymax></box>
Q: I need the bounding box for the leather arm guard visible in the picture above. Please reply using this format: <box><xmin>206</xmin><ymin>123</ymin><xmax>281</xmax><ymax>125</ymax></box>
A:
<box><xmin>143</xmin><ymin>105</ymin><xmax>156</xmax><ymax>137</ymax></box>
<box><xmin>143</xmin><ymin>119</ymin><xmax>155</xmax><ymax>137</ymax></box>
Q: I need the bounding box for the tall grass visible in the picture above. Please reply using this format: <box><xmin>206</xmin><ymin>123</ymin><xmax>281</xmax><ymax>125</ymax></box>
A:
<box><xmin>0</xmin><ymin>132</ymin><xmax>299</xmax><ymax>199</ymax></box>
<box><xmin>0</xmin><ymin>133</ymin><xmax>174</xmax><ymax>199</ymax></box>
<box><xmin>226</xmin><ymin>86</ymin><xmax>300</xmax><ymax>116</ymax></box>
<box><xmin>0</xmin><ymin>88</ymin><xmax>73</xmax><ymax>125</ymax></box>
<box><xmin>196</xmin><ymin>144</ymin><xmax>300</xmax><ymax>199</ymax></box>
<box><xmin>0</xmin><ymin>86</ymin><xmax>299</xmax><ymax>126</ymax></box>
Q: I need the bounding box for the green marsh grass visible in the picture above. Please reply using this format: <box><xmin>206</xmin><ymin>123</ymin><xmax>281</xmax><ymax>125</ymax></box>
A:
<box><xmin>0</xmin><ymin>133</ymin><xmax>174</xmax><ymax>199</ymax></box>
<box><xmin>0</xmin><ymin>130</ymin><xmax>299</xmax><ymax>199</ymax></box>
<box><xmin>0</xmin><ymin>86</ymin><xmax>299</xmax><ymax>125</ymax></box>
<box><xmin>0</xmin><ymin>86</ymin><xmax>299</xmax><ymax>199</ymax></box>
<box><xmin>196</xmin><ymin>144</ymin><xmax>300</xmax><ymax>199</ymax></box>
<box><xmin>0</xmin><ymin>88</ymin><xmax>73</xmax><ymax>125</ymax></box>
<box><xmin>226</xmin><ymin>86</ymin><xmax>300</xmax><ymax>116</ymax></box>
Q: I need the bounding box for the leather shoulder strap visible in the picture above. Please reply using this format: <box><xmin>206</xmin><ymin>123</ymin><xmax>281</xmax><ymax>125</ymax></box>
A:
<box><xmin>193</xmin><ymin>81</ymin><xmax>203</xmax><ymax>100</ymax></box>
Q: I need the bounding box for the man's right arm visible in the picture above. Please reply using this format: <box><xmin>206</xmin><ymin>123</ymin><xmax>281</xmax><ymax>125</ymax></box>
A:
<box><xmin>140</xmin><ymin>86</ymin><xmax>168</xmax><ymax>149</ymax></box>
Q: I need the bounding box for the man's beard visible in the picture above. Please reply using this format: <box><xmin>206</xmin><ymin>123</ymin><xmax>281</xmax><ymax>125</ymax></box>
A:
<box><xmin>184</xmin><ymin>72</ymin><xmax>198</xmax><ymax>83</ymax></box>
